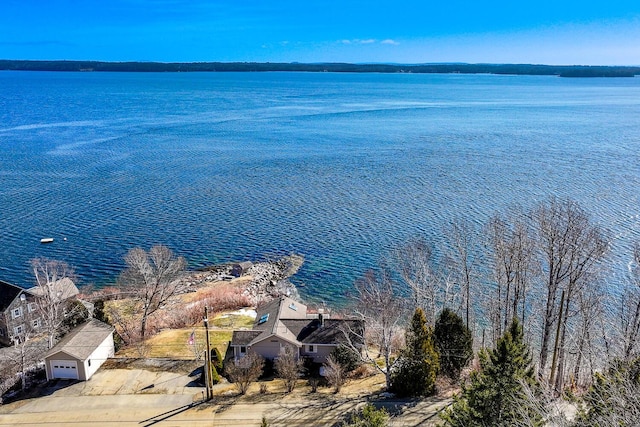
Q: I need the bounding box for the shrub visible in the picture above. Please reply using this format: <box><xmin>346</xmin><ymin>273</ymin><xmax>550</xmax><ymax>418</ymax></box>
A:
<box><xmin>209</xmin><ymin>362</ymin><xmax>221</xmax><ymax>385</ymax></box>
<box><xmin>308</xmin><ymin>376</ymin><xmax>321</xmax><ymax>393</ymax></box>
<box><xmin>343</xmin><ymin>404</ymin><xmax>389</xmax><ymax>427</ymax></box>
<box><xmin>275</xmin><ymin>345</ymin><xmax>305</xmax><ymax>393</ymax></box>
<box><xmin>224</xmin><ymin>352</ymin><xmax>265</xmax><ymax>395</ymax></box>
<box><xmin>330</xmin><ymin>345</ymin><xmax>362</xmax><ymax>373</ymax></box>
<box><xmin>324</xmin><ymin>354</ymin><xmax>347</xmax><ymax>393</ymax></box>
<box><xmin>211</xmin><ymin>347</ymin><xmax>224</xmax><ymax>370</ymax></box>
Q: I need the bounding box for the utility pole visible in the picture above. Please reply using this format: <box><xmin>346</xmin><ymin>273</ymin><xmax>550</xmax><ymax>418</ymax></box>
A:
<box><xmin>204</xmin><ymin>306</ymin><xmax>212</xmax><ymax>400</ymax></box>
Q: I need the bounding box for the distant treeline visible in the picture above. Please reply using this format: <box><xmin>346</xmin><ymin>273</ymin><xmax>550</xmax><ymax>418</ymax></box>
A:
<box><xmin>1</xmin><ymin>60</ymin><xmax>639</xmax><ymax>77</ymax></box>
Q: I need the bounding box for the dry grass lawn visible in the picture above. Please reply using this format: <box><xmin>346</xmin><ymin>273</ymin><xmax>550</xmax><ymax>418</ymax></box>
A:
<box><xmin>117</xmin><ymin>313</ymin><xmax>255</xmax><ymax>358</ymax></box>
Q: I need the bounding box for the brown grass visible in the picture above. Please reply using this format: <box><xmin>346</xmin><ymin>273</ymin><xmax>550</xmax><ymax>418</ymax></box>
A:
<box><xmin>116</xmin><ymin>312</ymin><xmax>254</xmax><ymax>359</ymax></box>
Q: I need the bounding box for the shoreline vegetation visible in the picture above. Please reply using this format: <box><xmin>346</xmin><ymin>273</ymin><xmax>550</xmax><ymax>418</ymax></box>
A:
<box><xmin>1</xmin><ymin>59</ymin><xmax>639</xmax><ymax>77</ymax></box>
<box><xmin>81</xmin><ymin>254</ymin><xmax>306</xmax><ymax>348</ymax></box>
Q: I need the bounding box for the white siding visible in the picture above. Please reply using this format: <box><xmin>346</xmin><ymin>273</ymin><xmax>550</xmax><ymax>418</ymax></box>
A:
<box><xmin>83</xmin><ymin>332</ymin><xmax>115</xmax><ymax>380</ymax></box>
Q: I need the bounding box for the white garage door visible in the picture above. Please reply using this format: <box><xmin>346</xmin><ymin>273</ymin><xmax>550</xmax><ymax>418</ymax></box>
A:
<box><xmin>51</xmin><ymin>360</ymin><xmax>79</xmax><ymax>379</ymax></box>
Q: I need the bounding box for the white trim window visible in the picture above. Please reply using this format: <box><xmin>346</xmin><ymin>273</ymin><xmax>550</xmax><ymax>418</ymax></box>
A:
<box><xmin>12</xmin><ymin>307</ymin><xmax>22</xmax><ymax>319</ymax></box>
<box><xmin>28</xmin><ymin>302</ymin><xmax>37</xmax><ymax>313</ymax></box>
<box><xmin>32</xmin><ymin>318</ymin><xmax>41</xmax><ymax>328</ymax></box>
<box><xmin>14</xmin><ymin>324</ymin><xmax>24</xmax><ymax>335</ymax></box>
<box><xmin>306</xmin><ymin>344</ymin><xmax>317</xmax><ymax>353</ymax></box>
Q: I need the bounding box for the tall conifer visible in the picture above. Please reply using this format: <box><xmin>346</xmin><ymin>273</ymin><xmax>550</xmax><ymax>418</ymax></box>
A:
<box><xmin>441</xmin><ymin>318</ymin><xmax>541</xmax><ymax>427</ymax></box>
<box><xmin>434</xmin><ymin>308</ymin><xmax>473</xmax><ymax>381</ymax></box>
<box><xmin>391</xmin><ymin>307</ymin><xmax>439</xmax><ymax>397</ymax></box>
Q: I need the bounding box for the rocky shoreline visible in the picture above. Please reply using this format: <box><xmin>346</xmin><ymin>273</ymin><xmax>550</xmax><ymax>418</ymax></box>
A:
<box><xmin>179</xmin><ymin>254</ymin><xmax>304</xmax><ymax>305</ymax></box>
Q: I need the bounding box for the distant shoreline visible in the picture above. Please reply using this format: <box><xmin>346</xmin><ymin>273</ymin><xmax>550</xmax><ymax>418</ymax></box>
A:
<box><xmin>1</xmin><ymin>60</ymin><xmax>639</xmax><ymax>78</ymax></box>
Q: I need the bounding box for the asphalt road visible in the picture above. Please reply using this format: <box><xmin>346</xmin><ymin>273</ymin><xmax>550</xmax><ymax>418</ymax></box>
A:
<box><xmin>0</xmin><ymin>366</ymin><xmax>450</xmax><ymax>426</ymax></box>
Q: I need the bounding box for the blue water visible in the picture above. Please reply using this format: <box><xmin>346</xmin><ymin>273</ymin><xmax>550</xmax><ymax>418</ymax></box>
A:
<box><xmin>1</xmin><ymin>71</ymin><xmax>639</xmax><ymax>304</ymax></box>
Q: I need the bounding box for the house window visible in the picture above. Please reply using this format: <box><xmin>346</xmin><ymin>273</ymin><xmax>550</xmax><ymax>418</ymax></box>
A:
<box><xmin>306</xmin><ymin>344</ymin><xmax>317</xmax><ymax>353</ymax></box>
<box><xmin>28</xmin><ymin>302</ymin><xmax>37</xmax><ymax>313</ymax></box>
<box><xmin>258</xmin><ymin>314</ymin><xmax>269</xmax><ymax>324</ymax></box>
<box><xmin>288</xmin><ymin>303</ymin><xmax>297</xmax><ymax>311</ymax></box>
<box><xmin>32</xmin><ymin>319</ymin><xmax>40</xmax><ymax>328</ymax></box>
<box><xmin>239</xmin><ymin>346</ymin><xmax>247</xmax><ymax>354</ymax></box>
<box><xmin>12</xmin><ymin>307</ymin><xmax>22</xmax><ymax>319</ymax></box>
<box><xmin>88</xmin><ymin>359</ymin><xmax>91</xmax><ymax>367</ymax></box>
<box><xmin>14</xmin><ymin>324</ymin><xmax>24</xmax><ymax>335</ymax></box>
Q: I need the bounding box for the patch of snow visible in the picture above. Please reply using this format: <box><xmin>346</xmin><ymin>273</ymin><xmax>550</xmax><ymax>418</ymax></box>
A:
<box><xmin>219</xmin><ymin>308</ymin><xmax>257</xmax><ymax>318</ymax></box>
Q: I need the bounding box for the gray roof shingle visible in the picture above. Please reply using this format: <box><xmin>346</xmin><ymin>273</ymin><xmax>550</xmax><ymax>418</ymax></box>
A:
<box><xmin>45</xmin><ymin>318</ymin><xmax>114</xmax><ymax>361</ymax></box>
<box><xmin>230</xmin><ymin>296</ymin><xmax>364</xmax><ymax>349</ymax></box>
<box><xmin>0</xmin><ymin>280</ymin><xmax>24</xmax><ymax>312</ymax></box>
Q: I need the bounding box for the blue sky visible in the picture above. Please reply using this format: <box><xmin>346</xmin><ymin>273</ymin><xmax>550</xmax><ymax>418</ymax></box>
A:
<box><xmin>1</xmin><ymin>0</ymin><xmax>639</xmax><ymax>65</ymax></box>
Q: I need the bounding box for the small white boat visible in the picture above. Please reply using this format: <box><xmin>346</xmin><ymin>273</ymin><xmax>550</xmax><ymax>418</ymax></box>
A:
<box><xmin>40</xmin><ymin>238</ymin><xmax>54</xmax><ymax>244</ymax></box>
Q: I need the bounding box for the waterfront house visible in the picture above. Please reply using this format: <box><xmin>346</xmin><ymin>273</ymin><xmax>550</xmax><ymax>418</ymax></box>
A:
<box><xmin>229</xmin><ymin>296</ymin><xmax>364</xmax><ymax>364</ymax></box>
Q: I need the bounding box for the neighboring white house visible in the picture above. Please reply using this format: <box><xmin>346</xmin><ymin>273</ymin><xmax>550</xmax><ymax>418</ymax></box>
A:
<box><xmin>44</xmin><ymin>319</ymin><xmax>115</xmax><ymax>381</ymax></box>
<box><xmin>229</xmin><ymin>296</ymin><xmax>364</xmax><ymax>364</ymax></box>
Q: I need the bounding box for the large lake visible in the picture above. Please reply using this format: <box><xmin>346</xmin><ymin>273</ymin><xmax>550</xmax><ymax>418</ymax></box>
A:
<box><xmin>1</xmin><ymin>71</ymin><xmax>639</xmax><ymax>303</ymax></box>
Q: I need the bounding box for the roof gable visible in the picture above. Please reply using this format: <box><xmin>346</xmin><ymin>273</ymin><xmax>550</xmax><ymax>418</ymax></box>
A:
<box><xmin>233</xmin><ymin>296</ymin><xmax>364</xmax><ymax>349</ymax></box>
<box><xmin>0</xmin><ymin>280</ymin><xmax>25</xmax><ymax>312</ymax></box>
<box><xmin>283</xmin><ymin>318</ymin><xmax>365</xmax><ymax>345</ymax></box>
<box><xmin>27</xmin><ymin>278</ymin><xmax>79</xmax><ymax>301</ymax></box>
<box><xmin>45</xmin><ymin>319</ymin><xmax>114</xmax><ymax>361</ymax></box>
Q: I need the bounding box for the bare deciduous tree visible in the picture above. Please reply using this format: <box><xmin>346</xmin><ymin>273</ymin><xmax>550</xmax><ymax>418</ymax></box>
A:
<box><xmin>118</xmin><ymin>245</ymin><xmax>187</xmax><ymax>340</ymax></box>
<box><xmin>444</xmin><ymin>217</ymin><xmax>482</xmax><ymax>330</ymax></box>
<box><xmin>274</xmin><ymin>345</ymin><xmax>304</xmax><ymax>393</ymax></box>
<box><xmin>485</xmin><ymin>209</ymin><xmax>535</xmax><ymax>343</ymax></box>
<box><xmin>535</xmin><ymin>197</ymin><xmax>608</xmax><ymax>385</ymax></box>
<box><xmin>224</xmin><ymin>351</ymin><xmax>265</xmax><ymax>395</ymax></box>
<box><xmin>323</xmin><ymin>354</ymin><xmax>347</xmax><ymax>393</ymax></box>
<box><xmin>345</xmin><ymin>267</ymin><xmax>407</xmax><ymax>390</ymax></box>
<box><xmin>31</xmin><ymin>258</ymin><xmax>81</xmax><ymax>349</ymax></box>
<box><xmin>618</xmin><ymin>243</ymin><xmax>640</xmax><ymax>360</ymax></box>
<box><xmin>393</xmin><ymin>237</ymin><xmax>439</xmax><ymax>323</ymax></box>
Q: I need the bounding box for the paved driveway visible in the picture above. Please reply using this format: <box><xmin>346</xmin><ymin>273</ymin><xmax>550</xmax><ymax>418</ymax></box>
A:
<box><xmin>0</xmin><ymin>366</ymin><xmax>206</xmax><ymax>426</ymax></box>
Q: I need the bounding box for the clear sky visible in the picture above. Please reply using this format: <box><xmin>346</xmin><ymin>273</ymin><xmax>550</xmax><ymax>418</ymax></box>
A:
<box><xmin>1</xmin><ymin>0</ymin><xmax>639</xmax><ymax>65</ymax></box>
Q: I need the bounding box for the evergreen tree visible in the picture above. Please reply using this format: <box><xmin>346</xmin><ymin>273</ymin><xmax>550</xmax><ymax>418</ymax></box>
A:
<box><xmin>391</xmin><ymin>307</ymin><xmax>439</xmax><ymax>397</ymax></box>
<box><xmin>434</xmin><ymin>308</ymin><xmax>473</xmax><ymax>381</ymax></box>
<box><xmin>441</xmin><ymin>318</ymin><xmax>541</xmax><ymax>427</ymax></box>
<box><xmin>574</xmin><ymin>358</ymin><xmax>640</xmax><ymax>426</ymax></box>
<box><xmin>343</xmin><ymin>404</ymin><xmax>389</xmax><ymax>427</ymax></box>
<box><xmin>330</xmin><ymin>345</ymin><xmax>362</xmax><ymax>373</ymax></box>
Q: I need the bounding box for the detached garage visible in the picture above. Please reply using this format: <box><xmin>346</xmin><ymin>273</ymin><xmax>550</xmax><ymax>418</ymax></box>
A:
<box><xmin>45</xmin><ymin>319</ymin><xmax>115</xmax><ymax>381</ymax></box>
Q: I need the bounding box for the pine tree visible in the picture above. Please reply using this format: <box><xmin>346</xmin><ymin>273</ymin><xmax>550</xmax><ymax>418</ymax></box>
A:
<box><xmin>441</xmin><ymin>318</ymin><xmax>541</xmax><ymax>427</ymax></box>
<box><xmin>574</xmin><ymin>358</ymin><xmax>640</xmax><ymax>426</ymax></box>
<box><xmin>434</xmin><ymin>308</ymin><xmax>473</xmax><ymax>381</ymax></box>
<box><xmin>391</xmin><ymin>307</ymin><xmax>439</xmax><ymax>397</ymax></box>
